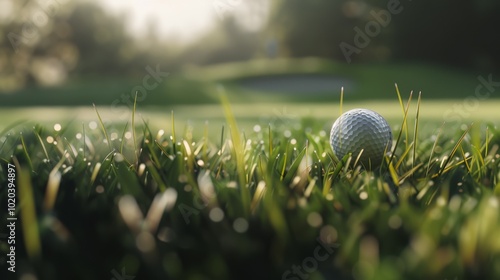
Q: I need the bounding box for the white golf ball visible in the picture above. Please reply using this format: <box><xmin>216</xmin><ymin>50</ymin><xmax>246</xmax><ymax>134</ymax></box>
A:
<box><xmin>330</xmin><ymin>108</ymin><xmax>392</xmax><ymax>168</ymax></box>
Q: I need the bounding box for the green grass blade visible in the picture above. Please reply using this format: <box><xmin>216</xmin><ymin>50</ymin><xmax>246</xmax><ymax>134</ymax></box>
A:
<box><xmin>412</xmin><ymin>92</ymin><xmax>422</xmax><ymax>169</ymax></box>
<box><xmin>437</xmin><ymin>123</ymin><xmax>473</xmax><ymax>177</ymax></box>
<box><xmin>220</xmin><ymin>91</ymin><xmax>250</xmax><ymax>216</ymax></box>
<box><xmin>93</xmin><ymin>104</ymin><xmax>112</xmax><ymax>151</ymax></box>
<box><xmin>14</xmin><ymin>158</ymin><xmax>41</xmax><ymax>259</ymax></box>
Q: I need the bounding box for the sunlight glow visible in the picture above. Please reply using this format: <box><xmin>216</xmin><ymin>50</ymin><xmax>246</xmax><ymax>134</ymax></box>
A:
<box><xmin>98</xmin><ymin>0</ymin><xmax>269</xmax><ymax>44</ymax></box>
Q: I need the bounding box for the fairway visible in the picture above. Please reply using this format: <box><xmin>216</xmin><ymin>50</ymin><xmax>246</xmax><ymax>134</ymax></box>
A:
<box><xmin>2</xmin><ymin>99</ymin><xmax>499</xmax><ymax>136</ymax></box>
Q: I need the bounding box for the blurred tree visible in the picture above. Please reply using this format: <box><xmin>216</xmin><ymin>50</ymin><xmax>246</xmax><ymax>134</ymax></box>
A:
<box><xmin>178</xmin><ymin>17</ymin><xmax>260</xmax><ymax>66</ymax></box>
<box><xmin>65</xmin><ymin>3</ymin><xmax>135</xmax><ymax>75</ymax></box>
<box><xmin>268</xmin><ymin>0</ymin><xmax>500</xmax><ymax>70</ymax></box>
<box><xmin>269</xmin><ymin>0</ymin><xmax>395</xmax><ymax>63</ymax></box>
<box><xmin>0</xmin><ymin>0</ymin><xmax>159</xmax><ymax>92</ymax></box>
<box><xmin>392</xmin><ymin>0</ymin><xmax>476</xmax><ymax>68</ymax></box>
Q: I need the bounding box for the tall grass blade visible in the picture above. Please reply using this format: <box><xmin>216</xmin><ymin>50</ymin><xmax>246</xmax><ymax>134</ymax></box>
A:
<box><xmin>437</xmin><ymin>123</ymin><xmax>473</xmax><ymax>177</ymax></box>
<box><xmin>426</xmin><ymin>123</ymin><xmax>445</xmax><ymax>177</ymax></box>
<box><xmin>412</xmin><ymin>92</ymin><xmax>422</xmax><ymax>169</ymax></box>
<box><xmin>14</xmin><ymin>158</ymin><xmax>41</xmax><ymax>259</ymax></box>
<box><xmin>387</xmin><ymin>91</ymin><xmax>413</xmax><ymax>168</ymax></box>
<box><xmin>220</xmin><ymin>91</ymin><xmax>250</xmax><ymax>216</ymax></box>
<box><xmin>93</xmin><ymin>104</ymin><xmax>112</xmax><ymax>151</ymax></box>
<box><xmin>395</xmin><ymin>84</ymin><xmax>409</xmax><ymax>151</ymax></box>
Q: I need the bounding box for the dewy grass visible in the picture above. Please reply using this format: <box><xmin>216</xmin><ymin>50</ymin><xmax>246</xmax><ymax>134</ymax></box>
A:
<box><xmin>1</xmin><ymin>91</ymin><xmax>500</xmax><ymax>279</ymax></box>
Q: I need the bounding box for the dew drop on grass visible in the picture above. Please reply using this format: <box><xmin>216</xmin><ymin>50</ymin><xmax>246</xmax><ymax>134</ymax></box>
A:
<box><xmin>284</xmin><ymin>130</ymin><xmax>291</xmax><ymax>138</ymax></box>
<box><xmin>388</xmin><ymin>215</ymin><xmax>402</xmax><ymax>229</ymax></box>
<box><xmin>290</xmin><ymin>138</ymin><xmax>297</xmax><ymax>145</ymax></box>
<box><xmin>156</xmin><ymin>129</ymin><xmax>165</xmax><ymax>139</ymax></box>
<box><xmin>124</xmin><ymin>131</ymin><xmax>132</xmax><ymax>139</ymax></box>
<box><xmin>209</xmin><ymin>208</ymin><xmax>224</xmax><ymax>222</ymax></box>
<box><xmin>233</xmin><ymin>218</ymin><xmax>249</xmax><ymax>233</ymax></box>
<box><xmin>53</xmin><ymin>123</ymin><xmax>62</xmax><ymax>131</ymax></box>
<box><xmin>46</xmin><ymin>136</ymin><xmax>54</xmax><ymax>143</ymax></box>
<box><xmin>96</xmin><ymin>185</ymin><xmax>105</xmax><ymax>194</ymax></box>
<box><xmin>307</xmin><ymin>212</ymin><xmax>323</xmax><ymax>228</ymax></box>
<box><xmin>137</xmin><ymin>163</ymin><xmax>146</xmax><ymax>177</ymax></box>
<box><xmin>359</xmin><ymin>192</ymin><xmax>368</xmax><ymax>200</ymax></box>
<box><xmin>253</xmin><ymin>125</ymin><xmax>261</xmax><ymax>133</ymax></box>
<box><xmin>89</xmin><ymin>121</ymin><xmax>97</xmax><ymax>130</ymax></box>
<box><xmin>319</xmin><ymin>225</ymin><xmax>338</xmax><ymax>244</ymax></box>
<box><xmin>114</xmin><ymin>153</ymin><xmax>125</xmax><ymax>163</ymax></box>
<box><xmin>76</xmin><ymin>133</ymin><xmax>82</xmax><ymax>139</ymax></box>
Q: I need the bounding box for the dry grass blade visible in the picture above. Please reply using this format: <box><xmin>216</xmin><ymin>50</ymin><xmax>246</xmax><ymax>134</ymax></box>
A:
<box><xmin>395</xmin><ymin>84</ymin><xmax>409</xmax><ymax>151</ymax></box>
<box><xmin>396</xmin><ymin>142</ymin><xmax>414</xmax><ymax>170</ymax></box>
<box><xmin>387</xmin><ymin>91</ymin><xmax>413</xmax><ymax>168</ymax></box>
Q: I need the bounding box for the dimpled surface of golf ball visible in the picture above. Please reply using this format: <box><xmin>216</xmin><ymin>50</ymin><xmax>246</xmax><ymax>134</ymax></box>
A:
<box><xmin>330</xmin><ymin>108</ymin><xmax>392</xmax><ymax>168</ymax></box>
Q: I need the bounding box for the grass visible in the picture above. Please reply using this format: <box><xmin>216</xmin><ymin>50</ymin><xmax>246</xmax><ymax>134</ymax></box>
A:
<box><xmin>1</xmin><ymin>90</ymin><xmax>500</xmax><ymax>280</ymax></box>
<box><xmin>0</xmin><ymin>58</ymin><xmax>493</xmax><ymax>107</ymax></box>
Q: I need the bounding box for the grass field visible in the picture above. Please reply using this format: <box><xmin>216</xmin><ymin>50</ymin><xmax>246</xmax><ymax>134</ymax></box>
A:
<box><xmin>1</xmin><ymin>58</ymin><xmax>500</xmax><ymax>279</ymax></box>
<box><xmin>1</xmin><ymin>58</ymin><xmax>495</xmax><ymax>107</ymax></box>
<box><xmin>1</xmin><ymin>90</ymin><xmax>500</xmax><ymax>279</ymax></box>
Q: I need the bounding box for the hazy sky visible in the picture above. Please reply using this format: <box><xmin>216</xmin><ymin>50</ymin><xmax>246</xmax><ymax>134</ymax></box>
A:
<box><xmin>99</xmin><ymin>0</ymin><xmax>270</xmax><ymax>44</ymax></box>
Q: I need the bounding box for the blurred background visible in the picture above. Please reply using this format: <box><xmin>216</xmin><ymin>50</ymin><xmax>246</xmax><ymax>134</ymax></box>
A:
<box><xmin>0</xmin><ymin>0</ymin><xmax>499</xmax><ymax>127</ymax></box>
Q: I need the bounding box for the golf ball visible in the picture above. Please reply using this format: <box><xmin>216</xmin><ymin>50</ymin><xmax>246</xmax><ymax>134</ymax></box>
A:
<box><xmin>330</xmin><ymin>108</ymin><xmax>392</xmax><ymax>168</ymax></box>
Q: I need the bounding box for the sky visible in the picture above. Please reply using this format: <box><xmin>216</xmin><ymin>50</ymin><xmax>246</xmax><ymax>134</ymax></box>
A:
<box><xmin>98</xmin><ymin>0</ymin><xmax>270</xmax><ymax>44</ymax></box>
